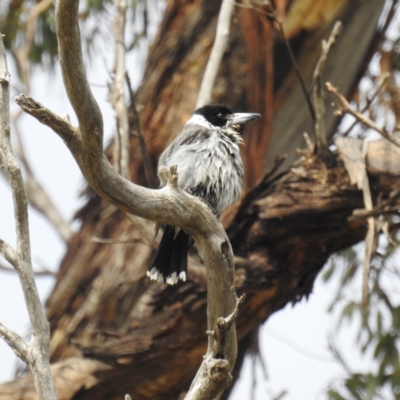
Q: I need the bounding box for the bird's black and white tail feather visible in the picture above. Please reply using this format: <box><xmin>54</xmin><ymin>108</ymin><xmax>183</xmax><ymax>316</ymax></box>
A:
<box><xmin>147</xmin><ymin>225</ymin><xmax>189</xmax><ymax>284</ymax></box>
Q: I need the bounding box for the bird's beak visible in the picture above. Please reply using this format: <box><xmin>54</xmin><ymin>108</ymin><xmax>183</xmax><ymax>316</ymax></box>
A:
<box><xmin>231</xmin><ymin>113</ymin><xmax>261</xmax><ymax>125</ymax></box>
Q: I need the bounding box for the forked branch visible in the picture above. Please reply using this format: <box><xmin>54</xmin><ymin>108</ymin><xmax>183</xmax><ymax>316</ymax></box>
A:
<box><xmin>15</xmin><ymin>0</ymin><xmax>243</xmax><ymax>398</ymax></box>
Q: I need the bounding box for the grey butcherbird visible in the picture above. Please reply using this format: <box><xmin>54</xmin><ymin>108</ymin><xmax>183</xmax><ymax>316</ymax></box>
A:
<box><xmin>147</xmin><ymin>104</ymin><xmax>261</xmax><ymax>285</ymax></box>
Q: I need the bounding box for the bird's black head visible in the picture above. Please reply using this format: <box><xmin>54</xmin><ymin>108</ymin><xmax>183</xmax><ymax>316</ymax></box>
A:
<box><xmin>193</xmin><ymin>104</ymin><xmax>261</xmax><ymax>128</ymax></box>
<box><xmin>194</xmin><ymin>104</ymin><xmax>233</xmax><ymax>128</ymax></box>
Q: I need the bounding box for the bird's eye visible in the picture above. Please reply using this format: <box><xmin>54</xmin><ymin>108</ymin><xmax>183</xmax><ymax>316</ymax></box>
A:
<box><xmin>217</xmin><ymin>113</ymin><xmax>224</xmax><ymax>118</ymax></box>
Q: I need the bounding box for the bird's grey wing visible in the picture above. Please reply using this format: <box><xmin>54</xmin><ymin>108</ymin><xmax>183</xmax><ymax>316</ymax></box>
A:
<box><xmin>158</xmin><ymin>125</ymin><xmax>212</xmax><ymax>190</ymax></box>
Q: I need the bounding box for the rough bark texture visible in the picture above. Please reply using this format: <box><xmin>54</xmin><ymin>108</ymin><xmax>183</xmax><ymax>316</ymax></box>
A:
<box><xmin>0</xmin><ymin>0</ymin><xmax>392</xmax><ymax>399</ymax></box>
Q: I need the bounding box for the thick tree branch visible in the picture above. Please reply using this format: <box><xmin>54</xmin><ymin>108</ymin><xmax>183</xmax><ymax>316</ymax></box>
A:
<box><xmin>196</xmin><ymin>0</ymin><xmax>234</xmax><ymax>108</ymax></box>
<box><xmin>0</xmin><ymin>35</ymin><xmax>56</xmax><ymax>400</ymax></box>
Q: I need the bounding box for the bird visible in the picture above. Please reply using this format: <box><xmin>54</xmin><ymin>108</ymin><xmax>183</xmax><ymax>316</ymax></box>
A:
<box><xmin>147</xmin><ymin>104</ymin><xmax>261</xmax><ymax>285</ymax></box>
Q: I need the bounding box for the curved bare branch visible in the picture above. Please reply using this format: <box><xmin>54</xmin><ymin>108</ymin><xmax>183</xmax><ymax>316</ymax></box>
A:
<box><xmin>17</xmin><ymin>0</ymin><xmax>243</xmax><ymax>397</ymax></box>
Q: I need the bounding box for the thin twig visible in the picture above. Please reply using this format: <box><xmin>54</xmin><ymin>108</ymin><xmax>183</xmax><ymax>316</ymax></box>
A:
<box><xmin>0</xmin><ymin>261</ymin><xmax>55</xmax><ymax>277</ymax></box>
<box><xmin>196</xmin><ymin>0</ymin><xmax>235</xmax><ymax>108</ymax></box>
<box><xmin>271</xmin><ymin>9</ymin><xmax>316</xmax><ymax>123</ymax></box>
<box><xmin>361</xmin><ymin>140</ymin><xmax>375</xmax><ymax>309</ymax></box>
<box><xmin>126</xmin><ymin>214</ymin><xmax>157</xmax><ymax>248</ymax></box>
<box><xmin>0</xmin><ymin>322</ymin><xmax>29</xmax><ymax>363</ymax></box>
<box><xmin>328</xmin><ymin>332</ymin><xmax>352</xmax><ymax>374</ymax></box>
<box><xmin>0</xmin><ymin>239</ymin><xmax>18</xmax><ymax>266</ymax></box>
<box><xmin>207</xmin><ymin>293</ymin><xmax>245</xmax><ymax>358</ymax></box>
<box><xmin>350</xmin><ymin>203</ymin><xmax>400</xmax><ymax>220</ymax></box>
<box><xmin>110</xmin><ymin>0</ymin><xmax>130</xmax><ymax>179</ymax></box>
<box><xmin>362</xmin><ymin>217</ymin><xmax>375</xmax><ymax>308</ymax></box>
<box><xmin>91</xmin><ymin>236</ymin><xmax>143</xmax><ymax>245</ymax></box>
<box><xmin>13</xmin><ymin>125</ymin><xmax>72</xmax><ymax>242</ymax></box>
<box><xmin>125</xmin><ymin>72</ymin><xmax>157</xmax><ymax>188</ymax></box>
<box><xmin>250</xmin><ymin>354</ymin><xmax>256</xmax><ymax>400</ymax></box>
<box><xmin>326</xmin><ymin>82</ymin><xmax>400</xmax><ymax>147</ymax></box>
<box><xmin>312</xmin><ymin>21</ymin><xmax>342</xmax><ymax>155</ymax></box>
<box><xmin>342</xmin><ymin>73</ymin><xmax>390</xmax><ymax>138</ymax></box>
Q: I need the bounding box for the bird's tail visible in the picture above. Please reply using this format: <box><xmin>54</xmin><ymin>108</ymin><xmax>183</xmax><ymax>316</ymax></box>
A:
<box><xmin>147</xmin><ymin>225</ymin><xmax>188</xmax><ymax>285</ymax></box>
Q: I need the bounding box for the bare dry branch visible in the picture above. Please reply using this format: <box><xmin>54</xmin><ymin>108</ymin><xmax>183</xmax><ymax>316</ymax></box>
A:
<box><xmin>0</xmin><ymin>323</ymin><xmax>29</xmax><ymax>363</ymax></box>
<box><xmin>350</xmin><ymin>204</ymin><xmax>400</xmax><ymax>219</ymax></box>
<box><xmin>0</xmin><ymin>34</ymin><xmax>56</xmax><ymax>400</ymax></box>
<box><xmin>335</xmin><ymin>137</ymin><xmax>376</xmax><ymax>308</ymax></box>
<box><xmin>362</xmin><ymin>217</ymin><xmax>376</xmax><ymax>308</ymax></box>
<box><xmin>15</xmin><ymin>94</ymin><xmax>80</xmax><ymax>149</ymax></box>
<box><xmin>312</xmin><ymin>21</ymin><xmax>342</xmax><ymax>156</ymax></box>
<box><xmin>185</xmin><ymin>293</ymin><xmax>245</xmax><ymax>400</ymax></box>
<box><xmin>0</xmin><ymin>239</ymin><xmax>18</xmax><ymax>266</ymax></box>
<box><xmin>208</xmin><ymin>292</ymin><xmax>245</xmax><ymax>358</ymax></box>
<box><xmin>110</xmin><ymin>0</ymin><xmax>130</xmax><ymax>178</ymax></box>
<box><xmin>196</xmin><ymin>0</ymin><xmax>235</xmax><ymax>108</ymax></box>
<box><xmin>326</xmin><ymin>81</ymin><xmax>400</xmax><ymax>147</ymax></box>
<box><xmin>342</xmin><ymin>73</ymin><xmax>390</xmax><ymax>138</ymax></box>
<box><xmin>91</xmin><ymin>236</ymin><xmax>143</xmax><ymax>245</ymax></box>
<box><xmin>0</xmin><ymin>260</ymin><xmax>55</xmax><ymax>277</ymax></box>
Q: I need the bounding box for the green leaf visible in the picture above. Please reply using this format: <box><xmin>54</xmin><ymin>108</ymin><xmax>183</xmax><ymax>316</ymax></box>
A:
<box><xmin>327</xmin><ymin>389</ymin><xmax>347</xmax><ymax>400</ymax></box>
<box><xmin>338</xmin><ymin>302</ymin><xmax>357</xmax><ymax>327</ymax></box>
<box><xmin>322</xmin><ymin>261</ymin><xmax>335</xmax><ymax>282</ymax></box>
